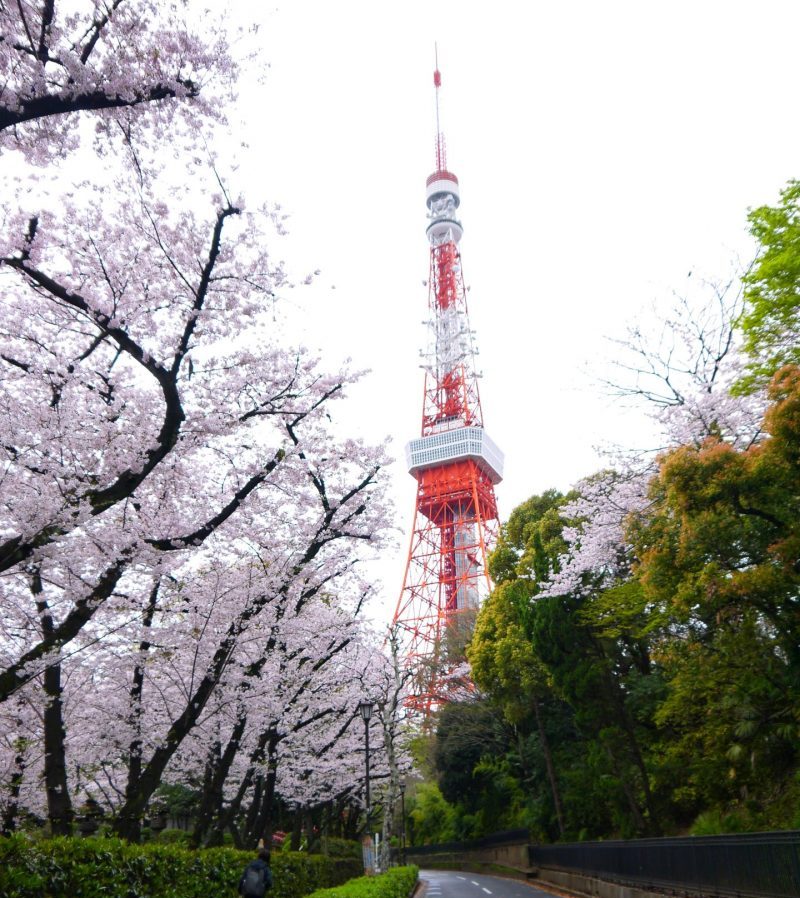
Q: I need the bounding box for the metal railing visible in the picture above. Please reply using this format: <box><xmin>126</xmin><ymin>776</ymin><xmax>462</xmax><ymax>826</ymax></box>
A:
<box><xmin>530</xmin><ymin>830</ymin><xmax>800</xmax><ymax>898</ymax></box>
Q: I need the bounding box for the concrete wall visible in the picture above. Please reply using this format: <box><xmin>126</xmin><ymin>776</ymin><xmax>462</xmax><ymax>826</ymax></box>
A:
<box><xmin>534</xmin><ymin>867</ymin><xmax>676</xmax><ymax>898</ymax></box>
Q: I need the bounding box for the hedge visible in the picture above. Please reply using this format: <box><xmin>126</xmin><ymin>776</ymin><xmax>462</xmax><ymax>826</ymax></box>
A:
<box><xmin>306</xmin><ymin>866</ymin><xmax>419</xmax><ymax>898</ymax></box>
<box><xmin>0</xmin><ymin>835</ymin><xmax>363</xmax><ymax>898</ymax></box>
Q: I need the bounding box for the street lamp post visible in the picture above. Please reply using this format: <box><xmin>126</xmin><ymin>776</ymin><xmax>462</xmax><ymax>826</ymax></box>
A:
<box><xmin>357</xmin><ymin>701</ymin><xmax>373</xmax><ymax>825</ymax></box>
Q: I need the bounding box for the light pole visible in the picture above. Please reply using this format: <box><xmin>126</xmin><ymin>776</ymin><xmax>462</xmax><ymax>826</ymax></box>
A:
<box><xmin>358</xmin><ymin>700</ymin><xmax>373</xmax><ymax>825</ymax></box>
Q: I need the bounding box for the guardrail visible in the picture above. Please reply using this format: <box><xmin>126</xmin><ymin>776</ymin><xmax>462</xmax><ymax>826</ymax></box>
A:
<box><xmin>530</xmin><ymin>830</ymin><xmax>800</xmax><ymax>898</ymax></box>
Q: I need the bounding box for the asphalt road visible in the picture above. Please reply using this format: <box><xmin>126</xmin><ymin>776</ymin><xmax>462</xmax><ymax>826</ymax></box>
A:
<box><xmin>419</xmin><ymin>869</ymin><xmax>556</xmax><ymax>898</ymax></box>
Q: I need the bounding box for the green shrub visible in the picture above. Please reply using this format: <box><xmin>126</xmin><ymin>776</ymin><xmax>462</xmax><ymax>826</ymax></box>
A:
<box><xmin>0</xmin><ymin>835</ymin><xmax>362</xmax><ymax>898</ymax></box>
<box><xmin>323</xmin><ymin>838</ymin><xmax>362</xmax><ymax>859</ymax></box>
<box><xmin>155</xmin><ymin>828</ymin><xmax>193</xmax><ymax>846</ymax></box>
<box><xmin>306</xmin><ymin>866</ymin><xmax>418</xmax><ymax>898</ymax></box>
<box><xmin>689</xmin><ymin>810</ymin><xmax>750</xmax><ymax>836</ymax></box>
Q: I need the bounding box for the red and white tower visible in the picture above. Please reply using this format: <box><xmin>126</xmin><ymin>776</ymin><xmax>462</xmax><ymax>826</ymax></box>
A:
<box><xmin>392</xmin><ymin>62</ymin><xmax>503</xmax><ymax>714</ymax></box>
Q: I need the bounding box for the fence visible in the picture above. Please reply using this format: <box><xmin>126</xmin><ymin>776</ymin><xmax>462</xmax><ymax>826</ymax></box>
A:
<box><xmin>529</xmin><ymin>830</ymin><xmax>800</xmax><ymax>898</ymax></box>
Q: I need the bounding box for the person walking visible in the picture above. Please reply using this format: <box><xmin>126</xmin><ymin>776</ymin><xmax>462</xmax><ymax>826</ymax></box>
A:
<box><xmin>238</xmin><ymin>847</ymin><xmax>273</xmax><ymax>898</ymax></box>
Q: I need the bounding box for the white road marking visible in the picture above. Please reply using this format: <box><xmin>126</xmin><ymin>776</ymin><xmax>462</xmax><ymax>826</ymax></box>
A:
<box><xmin>457</xmin><ymin>876</ymin><xmax>466</xmax><ymax>881</ymax></box>
<box><xmin>471</xmin><ymin>881</ymin><xmax>479</xmax><ymax>886</ymax></box>
<box><xmin>482</xmin><ymin>889</ymin><xmax>492</xmax><ymax>894</ymax></box>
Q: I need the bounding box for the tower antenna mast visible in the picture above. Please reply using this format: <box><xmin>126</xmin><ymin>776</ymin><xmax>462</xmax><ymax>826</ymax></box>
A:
<box><xmin>434</xmin><ymin>43</ymin><xmax>445</xmax><ymax>172</ymax></box>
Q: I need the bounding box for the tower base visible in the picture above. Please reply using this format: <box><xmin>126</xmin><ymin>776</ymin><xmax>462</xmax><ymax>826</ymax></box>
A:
<box><xmin>393</xmin><ymin>458</ymin><xmax>498</xmax><ymax>714</ymax></box>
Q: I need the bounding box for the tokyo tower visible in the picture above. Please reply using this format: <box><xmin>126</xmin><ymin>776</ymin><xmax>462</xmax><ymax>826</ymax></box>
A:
<box><xmin>392</xmin><ymin>61</ymin><xmax>503</xmax><ymax>714</ymax></box>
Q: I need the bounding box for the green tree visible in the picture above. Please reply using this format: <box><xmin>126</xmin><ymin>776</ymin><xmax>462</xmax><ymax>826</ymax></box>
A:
<box><xmin>406</xmin><ymin>781</ymin><xmax>456</xmax><ymax>845</ymax></box>
<box><xmin>470</xmin><ymin>585</ymin><xmax>568</xmax><ymax>837</ymax></box>
<box><xmin>471</xmin><ymin>492</ymin><xmax>571</xmax><ymax>837</ymax></box>
<box><xmin>628</xmin><ymin>366</ymin><xmax>800</xmax><ymax>825</ymax></box>
<box><xmin>487</xmin><ymin>489</ymin><xmax>572</xmax><ymax>586</ymax></box>
<box><xmin>433</xmin><ymin>701</ymin><xmax>515</xmax><ymax>837</ymax></box>
<box><xmin>530</xmin><ymin>590</ymin><xmax>663</xmax><ymax>837</ymax></box>
<box><xmin>472</xmin><ymin>487</ymin><xmax>666</xmax><ymax>838</ymax></box>
<box><xmin>740</xmin><ymin>180</ymin><xmax>800</xmax><ymax>389</ymax></box>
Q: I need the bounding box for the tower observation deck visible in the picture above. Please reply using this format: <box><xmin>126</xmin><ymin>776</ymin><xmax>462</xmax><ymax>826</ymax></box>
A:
<box><xmin>392</xmin><ymin>61</ymin><xmax>503</xmax><ymax>714</ymax></box>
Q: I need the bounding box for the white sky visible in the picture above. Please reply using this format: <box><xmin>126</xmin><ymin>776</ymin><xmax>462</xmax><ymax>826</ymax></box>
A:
<box><xmin>229</xmin><ymin>1</ymin><xmax>800</xmax><ymax>624</ymax></box>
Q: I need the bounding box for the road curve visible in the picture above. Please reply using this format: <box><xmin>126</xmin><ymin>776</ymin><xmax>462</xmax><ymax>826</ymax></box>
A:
<box><xmin>419</xmin><ymin>868</ymin><xmax>557</xmax><ymax>898</ymax></box>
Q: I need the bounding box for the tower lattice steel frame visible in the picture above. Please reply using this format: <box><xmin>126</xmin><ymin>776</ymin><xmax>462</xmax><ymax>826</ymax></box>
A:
<box><xmin>392</xmin><ymin>62</ymin><xmax>503</xmax><ymax>714</ymax></box>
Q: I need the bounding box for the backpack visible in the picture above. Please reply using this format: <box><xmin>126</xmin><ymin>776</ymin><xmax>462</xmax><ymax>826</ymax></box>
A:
<box><xmin>241</xmin><ymin>861</ymin><xmax>268</xmax><ymax>898</ymax></box>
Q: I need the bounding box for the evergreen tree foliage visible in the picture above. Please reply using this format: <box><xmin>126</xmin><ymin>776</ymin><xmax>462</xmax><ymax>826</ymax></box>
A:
<box><xmin>431</xmin><ymin>179</ymin><xmax>800</xmax><ymax>840</ymax></box>
<box><xmin>740</xmin><ymin>181</ymin><xmax>800</xmax><ymax>389</ymax></box>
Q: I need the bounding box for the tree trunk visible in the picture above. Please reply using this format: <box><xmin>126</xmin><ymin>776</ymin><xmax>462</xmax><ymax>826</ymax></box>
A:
<box><xmin>191</xmin><ymin>714</ymin><xmax>253</xmax><ymax>849</ymax></box>
<box><xmin>34</xmin><ymin>571</ymin><xmax>73</xmax><ymax>836</ymax></box>
<box><xmin>343</xmin><ymin>803</ymin><xmax>359</xmax><ymax>840</ymax></box>
<box><xmin>121</xmin><ymin>580</ymin><xmax>160</xmax><ymax>843</ymax></box>
<box><xmin>606</xmin><ymin>668</ymin><xmax>661</xmax><ymax>835</ymax></box>
<box><xmin>208</xmin><ymin>723</ymin><xmax>276</xmax><ymax>848</ymax></box>
<box><xmin>208</xmin><ymin>768</ymin><xmax>252</xmax><ymax>847</ymax></box>
<box><xmin>245</xmin><ymin>734</ymin><xmax>279</xmax><ymax>848</ymax></box>
<box><xmin>1</xmin><ymin>742</ymin><xmax>26</xmax><ymax>835</ymax></box>
<box><xmin>112</xmin><ymin>624</ymin><xmax>244</xmax><ymax>840</ymax></box>
<box><xmin>305</xmin><ymin>806</ymin><xmax>320</xmax><ymax>853</ymax></box>
<box><xmin>242</xmin><ymin>775</ymin><xmax>263</xmax><ymax>846</ymax></box>
<box><xmin>601</xmin><ymin>737</ymin><xmax>648</xmax><ymax>835</ymax></box>
<box><xmin>532</xmin><ymin>695</ymin><xmax>566</xmax><ymax>838</ymax></box>
<box><xmin>379</xmin><ymin>709</ymin><xmax>399</xmax><ymax>871</ymax></box>
<box><xmin>194</xmin><ymin>738</ymin><xmax>224</xmax><ymax>846</ymax></box>
<box><xmin>42</xmin><ymin>659</ymin><xmax>73</xmax><ymax>835</ymax></box>
<box><xmin>290</xmin><ymin>807</ymin><xmax>303</xmax><ymax>851</ymax></box>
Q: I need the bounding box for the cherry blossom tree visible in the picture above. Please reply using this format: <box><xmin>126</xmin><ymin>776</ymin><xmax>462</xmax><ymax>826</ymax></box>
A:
<box><xmin>0</xmin><ymin>0</ymin><xmax>235</xmax><ymax>161</ymax></box>
<box><xmin>184</xmin><ymin>599</ymin><xmax>387</xmax><ymax>848</ymax></box>
<box><xmin>0</xmin><ymin>179</ymin><xmax>393</xmax><ymax>829</ymax></box>
<box><xmin>543</xmin><ymin>276</ymin><xmax>767</xmax><ymax>599</ymax></box>
<box><xmin>45</xmin><ymin>559</ymin><xmax>391</xmax><ymax>844</ymax></box>
<box><xmin>373</xmin><ymin>628</ymin><xmax>412</xmax><ymax>871</ymax></box>
<box><xmin>0</xmin><ymin>3</ymin><xmax>396</xmax><ymax>839</ymax></box>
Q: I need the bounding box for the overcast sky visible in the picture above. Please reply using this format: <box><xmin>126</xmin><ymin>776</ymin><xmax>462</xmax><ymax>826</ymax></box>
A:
<box><xmin>229</xmin><ymin>1</ymin><xmax>800</xmax><ymax>623</ymax></box>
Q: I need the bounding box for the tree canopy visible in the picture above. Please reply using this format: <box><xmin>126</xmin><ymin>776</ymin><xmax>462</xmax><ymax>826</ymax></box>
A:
<box><xmin>431</xmin><ymin>179</ymin><xmax>800</xmax><ymax>840</ymax></box>
<box><xmin>740</xmin><ymin>181</ymin><xmax>800</xmax><ymax>389</ymax></box>
<box><xmin>0</xmin><ymin>1</ymin><xmax>409</xmax><ymax>846</ymax></box>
